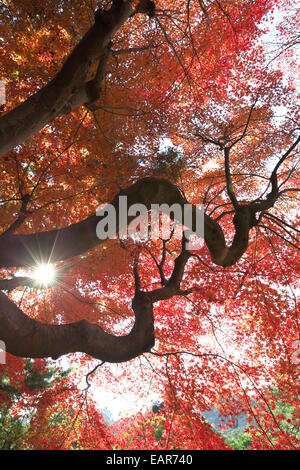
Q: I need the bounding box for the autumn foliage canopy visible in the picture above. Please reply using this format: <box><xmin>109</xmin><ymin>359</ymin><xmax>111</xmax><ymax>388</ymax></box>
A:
<box><xmin>0</xmin><ymin>0</ymin><xmax>299</xmax><ymax>450</ymax></box>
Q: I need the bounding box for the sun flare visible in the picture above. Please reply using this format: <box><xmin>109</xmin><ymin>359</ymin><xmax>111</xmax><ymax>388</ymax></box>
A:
<box><xmin>32</xmin><ymin>263</ymin><xmax>56</xmax><ymax>286</ymax></box>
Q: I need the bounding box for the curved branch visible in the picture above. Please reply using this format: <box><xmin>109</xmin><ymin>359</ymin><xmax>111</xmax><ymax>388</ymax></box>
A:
<box><xmin>0</xmin><ymin>1</ymin><xmax>133</xmax><ymax>156</ymax></box>
<box><xmin>0</xmin><ymin>176</ymin><xmax>253</xmax><ymax>268</ymax></box>
<box><xmin>0</xmin><ymin>223</ymin><xmax>191</xmax><ymax>362</ymax></box>
<box><xmin>0</xmin><ymin>290</ymin><xmax>154</xmax><ymax>363</ymax></box>
<box><xmin>0</xmin><ymin>175</ymin><xmax>285</xmax><ymax>269</ymax></box>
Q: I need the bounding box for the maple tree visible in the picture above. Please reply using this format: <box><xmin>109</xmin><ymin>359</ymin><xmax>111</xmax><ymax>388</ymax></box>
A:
<box><xmin>0</xmin><ymin>0</ymin><xmax>299</xmax><ymax>450</ymax></box>
<box><xmin>112</xmin><ymin>404</ymin><xmax>233</xmax><ymax>450</ymax></box>
<box><xmin>0</xmin><ymin>354</ymin><xmax>113</xmax><ymax>449</ymax></box>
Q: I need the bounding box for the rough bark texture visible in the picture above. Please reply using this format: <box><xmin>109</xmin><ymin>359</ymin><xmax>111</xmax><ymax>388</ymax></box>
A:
<box><xmin>0</xmin><ymin>290</ymin><xmax>154</xmax><ymax>362</ymax></box>
<box><xmin>0</xmin><ymin>1</ymin><xmax>133</xmax><ymax>155</ymax></box>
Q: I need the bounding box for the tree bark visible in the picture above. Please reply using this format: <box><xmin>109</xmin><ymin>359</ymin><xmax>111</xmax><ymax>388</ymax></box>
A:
<box><xmin>0</xmin><ymin>1</ymin><xmax>133</xmax><ymax>156</ymax></box>
<box><xmin>0</xmin><ymin>177</ymin><xmax>254</xmax><ymax>269</ymax></box>
<box><xmin>0</xmin><ymin>290</ymin><xmax>154</xmax><ymax>363</ymax></box>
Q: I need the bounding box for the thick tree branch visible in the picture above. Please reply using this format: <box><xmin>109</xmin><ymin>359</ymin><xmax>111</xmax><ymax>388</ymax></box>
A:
<box><xmin>0</xmin><ymin>289</ymin><xmax>154</xmax><ymax>363</ymax></box>
<box><xmin>0</xmin><ymin>174</ymin><xmax>288</xmax><ymax>270</ymax></box>
<box><xmin>0</xmin><ymin>228</ymin><xmax>192</xmax><ymax>362</ymax></box>
<box><xmin>0</xmin><ymin>1</ymin><xmax>134</xmax><ymax>156</ymax></box>
<box><xmin>0</xmin><ymin>276</ymin><xmax>35</xmax><ymax>291</ymax></box>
